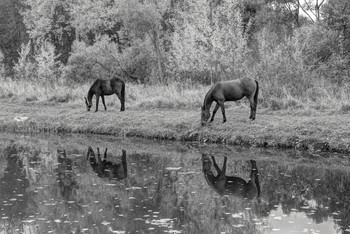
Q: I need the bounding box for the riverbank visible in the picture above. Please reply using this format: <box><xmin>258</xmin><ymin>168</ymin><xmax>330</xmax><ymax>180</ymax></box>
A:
<box><xmin>1</xmin><ymin>101</ymin><xmax>350</xmax><ymax>153</ymax></box>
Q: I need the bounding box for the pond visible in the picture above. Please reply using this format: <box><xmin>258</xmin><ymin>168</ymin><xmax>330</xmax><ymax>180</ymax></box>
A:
<box><xmin>0</xmin><ymin>133</ymin><xmax>350</xmax><ymax>234</ymax></box>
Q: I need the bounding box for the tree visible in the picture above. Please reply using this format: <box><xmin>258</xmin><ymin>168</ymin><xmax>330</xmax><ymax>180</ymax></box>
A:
<box><xmin>169</xmin><ymin>0</ymin><xmax>249</xmax><ymax>83</ymax></box>
<box><xmin>322</xmin><ymin>0</ymin><xmax>350</xmax><ymax>55</ymax></box>
<box><xmin>0</xmin><ymin>0</ymin><xmax>27</xmax><ymax>72</ymax></box>
<box><xmin>21</xmin><ymin>0</ymin><xmax>75</xmax><ymax>64</ymax></box>
<box><xmin>299</xmin><ymin>0</ymin><xmax>326</xmax><ymax>22</ymax></box>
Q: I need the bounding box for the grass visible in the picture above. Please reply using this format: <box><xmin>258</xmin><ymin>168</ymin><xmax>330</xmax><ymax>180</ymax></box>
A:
<box><xmin>0</xmin><ymin>78</ymin><xmax>206</xmax><ymax>109</ymax></box>
<box><xmin>2</xmin><ymin>78</ymin><xmax>350</xmax><ymax>153</ymax></box>
<box><xmin>1</xmin><ymin>100</ymin><xmax>350</xmax><ymax>153</ymax></box>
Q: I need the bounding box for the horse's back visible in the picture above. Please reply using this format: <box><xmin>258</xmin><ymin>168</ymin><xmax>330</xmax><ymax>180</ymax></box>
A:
<box><xmin>94</xmin><ymin>77</ymin><xmax>124</xmax><ymax>95</ymax></box>
<box><xmin>215</xmin><ymin>78</ymin><xmax>256</xmax><ymax>101</ymax></box>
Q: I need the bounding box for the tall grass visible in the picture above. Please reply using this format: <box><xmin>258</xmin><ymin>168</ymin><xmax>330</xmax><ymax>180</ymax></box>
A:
<box><xmin>2</xmin><ymin>75</ymin><xmax>350</xmax><ymax>112</ymax></box>
<box><xmin>0</xmin><ymin>77</ymin><xmax>207</xmax><ymax>109</ymax></box>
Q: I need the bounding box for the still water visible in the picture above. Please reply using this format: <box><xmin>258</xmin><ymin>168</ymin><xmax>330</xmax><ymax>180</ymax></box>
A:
<box><xmin>0</xmin><ymin>133</ymin><xmax>350</xmax><ymax>234</ymax></box>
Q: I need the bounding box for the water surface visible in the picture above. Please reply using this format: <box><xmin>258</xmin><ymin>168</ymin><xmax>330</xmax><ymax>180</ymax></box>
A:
<box><xmin>0</xmin><ymin>133</ymin><xmax>349</xmax><ymax>234</ymax></box>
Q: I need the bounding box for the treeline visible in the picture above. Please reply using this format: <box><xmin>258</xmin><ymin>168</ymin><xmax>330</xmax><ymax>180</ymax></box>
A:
<box><xmin>1</xmin><ymin>0</ymin><xmax>350</xmax><ymax>100</ymax></box>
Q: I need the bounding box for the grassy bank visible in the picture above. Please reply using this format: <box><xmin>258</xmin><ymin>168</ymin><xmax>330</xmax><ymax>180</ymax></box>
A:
<box><xmin>2</xmin><ymin>100</ymin><xmax>350</xmax><ymax>153</ymax></box>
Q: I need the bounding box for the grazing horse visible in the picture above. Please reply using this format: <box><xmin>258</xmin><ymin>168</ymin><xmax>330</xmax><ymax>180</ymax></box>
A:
<box><xmin>202</xmin><ymin>154</ymin><xmax>260</xmax><ymax>199</ymax></box>
<box><xmin>201</xmin><ymin>78</ymin><xmax>259</xmax><ymax>125</ymax></box>
<box><xmin>84</xmin><ymin>77</ymin><xmax>125</xmax><ymax>112</ymax></box>
<box><xmin>87</xmin><ymin>147</ymin><xmax>127</xmax><ymax>180</ymax></box>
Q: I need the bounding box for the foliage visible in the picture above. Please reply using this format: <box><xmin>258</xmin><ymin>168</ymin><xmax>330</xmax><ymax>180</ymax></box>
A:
<box><xmin>0</xmin><ymin>0</ymin><xmax>27</xmax><ymax>71</ymax></box>
<box><xmin>21</xmin><ymin>0</ymin><xmax>75</xmax><ymax>64</ymax></box>
<box><xmin>64</xmin><ymin>36</ymin><xmax>155</xmax><ymax>84</ymax></box>
<box><xmin>169</xmin><ymin>0</ymin><xmax>250</xmax><ymax>84</ymax></box>
<box><xmin>1</xmin><ymin>0</ymin><xmax>350</xmax><ymax>106</ymax></box>
<box><xmin>35</xmin><ymin>41</ymin><xmax>63</xmax><ymax>85</ymax></box>
<box><xmin>13</xmin><ymin>41</ymin><xmax>63</xmax><ymax>86</ymax></box>
<box><xmin>13</xmin><ymin>42</ymin><xmax>37</xmax><ymax>81</ymax></box>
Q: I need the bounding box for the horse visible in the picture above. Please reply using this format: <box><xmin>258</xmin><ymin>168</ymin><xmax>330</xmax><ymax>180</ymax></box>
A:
<box><xmin>202</xmin><ymin>154</ymin><xmax>260</xmax><ymax>199</ymax></box>
<box><xmin>201</xmin><ymin>78</ymin><xmax>259</xmax><ymax>125</ymax></box>
<box><xmin>84</xmin><ymin>77</ymin><xmax>125</xmax><ymax>112</ymax></box>
<box><xmin>87</xmin><ymin>147</ymin><xmax>127</xmax><ymax>180</ymax></box>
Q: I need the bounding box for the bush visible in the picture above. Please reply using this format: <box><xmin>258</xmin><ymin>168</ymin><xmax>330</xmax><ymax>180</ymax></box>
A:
<box><xmin>63</xmin><ymin>37</ymin><xmax>157</xmax><ymax>84</ymax></box>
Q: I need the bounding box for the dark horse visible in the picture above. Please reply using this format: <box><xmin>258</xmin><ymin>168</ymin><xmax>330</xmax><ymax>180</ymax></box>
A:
<box><xmin>87</xmin><ymin>147</ymin><xmax>127</xmax><ymax>180</ymax></box>
<box><xmin>202</xmin><ymin>154</ymin><xmax>260</xmax><ymax>199</ymax></box>
<box><xmin>201</xmin><ymin>78</ymin><xmax>259</xmax><ymax>125</ymax></box>
<box><xmin>84</xmin><ymin>77</ymin><xmax>125</xmax><ymax>112</ymax></box>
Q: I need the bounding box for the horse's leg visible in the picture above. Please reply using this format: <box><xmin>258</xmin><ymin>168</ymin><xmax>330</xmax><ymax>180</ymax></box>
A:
<box><xmin>115</xmin><ymin>93</ymin><xmax>125</xmax><ymax>112</ymax></box>
<box><xmin>103</xmin><ymin>148</ymin><xmax>108</xmax><ymax>160</ymax></box>
<box><xmin>101</xmin><ymin>95</ymin><xmax>107</xmax><ymax>111</ymax></box>
<box><xmin>249</xmin><ymin>160</ymin><xmax>261</xmax><ymax>197</ymax></box>
<box><xmin>121</xmin><ymin>149</ymin><xmax>127</xmax><ymax>177</ymax></box>
<box><xmin>210</xmin><ymin>103</ymin><xmax>220</xmax><ymax>122</ymax></box>
<box><xmin>95</xmin><ymin>95</ymin><xmax>100</xmax><ymax>112</ymax></box>
<box><xmin>97</xmin><ymin>147</ymin><xmax>102</xmax><ymax>163</ymax></box>
<box><xmin>221</xmin><ymin>157</ymin><xmax>227</xmax><ymax>175</ymax></box>
<box><xmin>248</xmin><ymin>96</ymin><xmax>256</xmax><ymax>120</ymax></box>
<box><xmin>218</xmin><ymin>100</ymin><xmax>226</xmax><ymax>123</ymax></box>
<box><xmin>211</xmin><ymin>156</ymin><xmax>221</xmax><ymax>175</ymax></box>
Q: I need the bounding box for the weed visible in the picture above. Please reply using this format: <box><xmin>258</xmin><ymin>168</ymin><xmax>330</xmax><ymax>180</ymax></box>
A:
<box><xmin>340</xmin><ymin>104</ymin><xmax>350</xmax><ymax>113</ymax></box>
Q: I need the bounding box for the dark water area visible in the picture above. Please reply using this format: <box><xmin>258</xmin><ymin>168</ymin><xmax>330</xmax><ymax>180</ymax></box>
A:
<box><xmin>0</xmin><ymin>133</ymin><xmax>350</xmax><ymax>234</ymax></box>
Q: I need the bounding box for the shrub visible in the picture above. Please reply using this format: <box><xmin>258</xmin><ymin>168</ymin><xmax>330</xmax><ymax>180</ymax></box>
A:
<box><xmin>63</xmin><ymin>36</ymin><xmax>156</xmax><ymax>84</ymax></box>
<box><xmin>340</xmin><ymin>104</ymin><xmax>350</xmax><ymax>113</ymax></box>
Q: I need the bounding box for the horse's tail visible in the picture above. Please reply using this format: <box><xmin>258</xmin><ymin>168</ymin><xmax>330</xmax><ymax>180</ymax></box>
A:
<box><xmin>121</xmin><ymin>81</ymin><xmax>125</xmax><ymax>111</ymax></box>
<box><xmin>254</xmin><ymin>80</ymin><xmax>259</xmax><ymax>108</ymax></box>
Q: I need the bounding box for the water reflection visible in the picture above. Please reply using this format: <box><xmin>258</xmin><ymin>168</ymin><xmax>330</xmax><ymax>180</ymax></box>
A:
<box><xmin>0</xmin><ymin>144</ymin><xmax>30</xmax><ymax>222</ymax></box>
<box><xmin>57</xmin><ymin>149</ymin><xmax>78</xmax><ymax>200</ymax></box>
<box><xmin>202</xmin><ymin>154</ymin><xmax>260</xmax><ymax>199</ymax></box>
<box><xmin>0</xmin><ymin>134</ymin><xmax>350</xmax><ymax>234</ymax></box>
<box><xmin>87</xmin><ymin>147</ymin><xmax>127</xmax><ymax>180</ymax></box>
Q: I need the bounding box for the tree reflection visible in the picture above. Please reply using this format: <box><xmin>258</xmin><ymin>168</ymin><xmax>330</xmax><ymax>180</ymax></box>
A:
<box><xmin>0</xmin><ymin>144</ymin><xmax>30</xmax><ymax>231</ymax></box>
<box><xmin>56</xmin><ymin>149</ymin><xmax>78</xmax><ymax>200</ymax></box>
<box><xmin>258</xmin><ymin>163</ymin><xmax>350</xmax><ymax>233</ymax></box>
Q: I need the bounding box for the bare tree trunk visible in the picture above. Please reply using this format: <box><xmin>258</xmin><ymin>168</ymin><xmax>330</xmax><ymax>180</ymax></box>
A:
<box><xmin>153</xmin><ymin>30</ymin><xmax>164</xmax><ymax>83</ymax></box>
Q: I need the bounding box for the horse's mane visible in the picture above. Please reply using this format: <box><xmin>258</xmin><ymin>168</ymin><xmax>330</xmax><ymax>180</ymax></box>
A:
<box><xmin>87</xmin><ymin>80</ymin><xmax>99</xmax><ymax>101</ymax></box>
<box><xmin>203</xmin><ymin>85</ymin><xmax>215</xmax><ymax>109</ymax></box>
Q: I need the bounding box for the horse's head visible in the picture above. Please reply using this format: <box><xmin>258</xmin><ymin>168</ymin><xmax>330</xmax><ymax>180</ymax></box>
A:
<box><xmin>201</xmin><ymin>106</ymin><xmax>210</xmax><ymax>126</ymax></box>
<box><xmin>84</xmin><ymin>97</ymin><xmax>92</xmax><ymax>111</ymax></box>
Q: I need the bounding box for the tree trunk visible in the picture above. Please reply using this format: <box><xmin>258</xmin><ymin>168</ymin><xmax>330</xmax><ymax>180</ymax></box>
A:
<box><xmin>153</xmin><ymin>30</ymin><xmax>164</xmax><ymax>83</ymax></box>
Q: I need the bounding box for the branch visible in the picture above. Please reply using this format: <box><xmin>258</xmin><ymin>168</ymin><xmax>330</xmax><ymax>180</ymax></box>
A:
<box><xmin>319</xmin><ymin>0</ymin><xmax>326</xmax><ymax>7</ymax></box>
<box><xmin>304</xmin><ymin>0</ymin><xmax>316</xmax><ymax>16</ymax></box>
<box><xmin>107</xmin><ymin>52</ymin><xmax>139</xmax><ymax>80</ymax></box>
<box><xmin>299</xmin><ymin>3</ymin><xmax>315</xmax><ymax>22</ymax></box>
<box><xmin>283</xmin><ymin>0</ymin><xmax>294</xmax><ymax>14</ymax></box>
<box><xmin>94</xmin><ymin>60</ymin><xmax>112</xmax><ymax>73</ymax></box>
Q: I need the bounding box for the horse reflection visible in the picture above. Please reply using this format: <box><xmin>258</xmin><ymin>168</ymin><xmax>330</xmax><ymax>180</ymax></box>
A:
<box><xmin>87</xmin><ymin>147</ymin><xmax>127</xmax><ymax>180</ymax></box>
<box><xmin>202</xmin><ymin>154</ymin><xmax>260</xmax><ymax>199</ymax></box>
